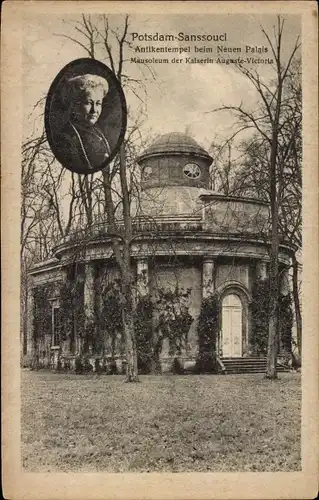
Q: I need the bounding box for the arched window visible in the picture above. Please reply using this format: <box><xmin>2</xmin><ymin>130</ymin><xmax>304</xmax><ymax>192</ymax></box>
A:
<box><xmin>221</xmin><ymin>293</ymin><xmax>243</xmax><ymax>357</ymax></box>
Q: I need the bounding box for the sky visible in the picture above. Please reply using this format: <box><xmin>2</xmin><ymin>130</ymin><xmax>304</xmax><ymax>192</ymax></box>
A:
<box><xmin>23</xmin><ymin>12</ymin><xmax>301</xmax><ymax>153</ymax></box>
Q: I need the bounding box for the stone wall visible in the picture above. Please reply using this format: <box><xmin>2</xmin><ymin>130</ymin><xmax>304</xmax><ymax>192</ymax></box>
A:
<box><xmin>202</xmin><ymin>196</ymin><xmax>270</xmax><ymax>235</ymax></box>
<box><xmin>140</xmin><ymin>154</ymin><xmax>210</xmax><ymax>190</ymax></box>
<box><xmin>139</xmin><ymin>186</ymin><xmax>205</xmax><ymax>217</ymax></box>
<box><xmin>215</xmin><ymin>262</ymin><xmax>250</xmax><ymax>290</ymax></box>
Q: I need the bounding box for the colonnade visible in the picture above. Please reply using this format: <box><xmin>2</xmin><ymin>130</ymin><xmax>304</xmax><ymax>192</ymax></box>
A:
<box><xmin>27</xmin><ymin>257</ymin><xmax>291</xmax><ymax>361</ymax></box>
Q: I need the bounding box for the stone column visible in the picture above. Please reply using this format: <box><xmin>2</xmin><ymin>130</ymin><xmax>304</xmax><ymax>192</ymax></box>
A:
<box><xmin>47</xmin><ymin>296</ymin><xmax>59</xmax><ymax>369</ymax></box>
<box><xmin>256</xmin><ymin>260</ymin><xmax>268</xmax><ymax>281</ymax></box>
<box><xmin>202</xmin><ymin>258</ymin><xmax>219</xmax><ymax>357</ymax></box>
<box><xmin>280</xmin><ymin>266</ymin><xmax>290</xmax><ymax>296</ymax></box>
<box><xmin>202</xmin><ymin>257</ymin><xmax>215</xmax><ymax>299</ymax></box>
<box><xmin>59</xmin><ymin>266</ymin><xmax>71</xmax><ymax>357</ymax></box>
<box><xmin>60</xmin><ymin>265</ymin><xmax>68</xmax><ymax>283</ymax></box>
<box><xmin>84</xmin><ymin>262</ymin><xmax>95</xmax><ymax>317</ymax></box>
<box><xmin>82</xmin><ymin>262</ymin><xmax>96</xmax><ymax>354</ymax></box>
<box><xmin>278</xmin><ymin>266</ymin><xmax>291</xmax><ymax>360</ymax></box>
<box><xmin>26</xmin><ymin>286</ymin><xmax>35</xmax><ymax>362</ymax></box>
<box><xmin>137</xmin><ymin>258</ymin><xmax>149</xmax><ymax>297</ymax></box>
<box><xmin>50</xmin><ymin>300</ymin><xmax>57</xmax><ymax>346</ymax></box>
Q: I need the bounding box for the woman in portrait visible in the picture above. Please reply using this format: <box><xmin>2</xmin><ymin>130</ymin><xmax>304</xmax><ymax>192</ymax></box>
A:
<box><xmin>56</xmin><ymin>74</ymin><xmax>111</xmax><ymax>173</ymax></box>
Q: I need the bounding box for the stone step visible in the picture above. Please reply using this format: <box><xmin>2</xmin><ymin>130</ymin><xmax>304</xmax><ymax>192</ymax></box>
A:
<box><xmin>221</xmin><ymin>357</ymin><xmax>288</xmax><ymax>374</ymax></box>
<box><xmin>222</xmin><ymin>359</ymin><xmax>276</xmax><ymax>363</ymax></box>
<box><xmin>222</xmin><ymin>360</ymin><xmax>285</xmax><ymax>364</ymax></box>
<box><xmin>222</xmin><ymin>357</ymin><xmax>267</xmax><ymax>361</ymax></box>
<box><xmin>222</xmin><ymin>367</ymin><xmax>285</xmax><ymax>371</ymax></box>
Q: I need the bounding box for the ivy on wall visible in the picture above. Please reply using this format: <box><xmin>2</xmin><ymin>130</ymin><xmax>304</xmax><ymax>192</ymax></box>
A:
<box><xmin>59</xmin><ymin>272</ymin><xmax>124</xmax><ymax>362</ymax></box>
<box><xmin>278</xmin><ymin>293</ymin><xmax>293</xmax><ymax>353</ymax></box>
<box><xmin>99</xmin><ymin>280</ymin><xmax>124</xmax><ymax>358</ymax></box>
<box><xmin>31</xmin><ymin>283</ymin><xmax>56</xmax><ymax>369</ymax></box>
<box><xmin>251</xmin><ymin>278</ymin><xmax>270</xmax><ymax>355</ymax></box>
<box><xmin>59</xmin><ymin>277</ymin><xmax>85</xmax><ymax>351</ymax></box>
<box><xmin>134</xmin><ymin>286</ymin><xmax>193</xmax><ymax>374</ymax></box>
<box><xmin>59</xmin><ymin>281</ymin><xmax>74</xmax><ymax>343</ymax></box>
<box><xmin>155</xmin><ymin>286</ymin><xmax>193</xmax><ymax>358</ymax></box>
<box><xmin>33</xmin><ymin>284</ymin><xmax>54</xmax><ymax>342</ymax></box>
<box><xmin>134</xmin><ymin>295</ymin><xmax>154</xmax><ymax>374</ymax></box>
<box><xmin>251</xmin><ymin>277</ymin><xmax>293</xmax><ymax>356</ymax></box>
<box><xmin>196</xmin><ymin>293</ymin><xmax>219</xmax><ymax>372</ymax></box>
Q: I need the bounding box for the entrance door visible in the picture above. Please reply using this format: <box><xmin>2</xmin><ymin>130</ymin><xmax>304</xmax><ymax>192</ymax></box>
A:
<box><xmin>222</xmin><ymin>294</ymin><xmax>242</xmax><ymax>357</ymax></box>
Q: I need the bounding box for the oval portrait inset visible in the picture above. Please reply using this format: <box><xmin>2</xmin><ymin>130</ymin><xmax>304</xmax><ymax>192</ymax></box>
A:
<box><xmin>45</xmin><ymin>58</ymin><xmax>127</xmax><ymax>174</ymax></box>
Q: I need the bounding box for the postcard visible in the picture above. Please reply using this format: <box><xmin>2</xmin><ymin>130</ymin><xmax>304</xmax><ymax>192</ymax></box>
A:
<box><xmin>2</xmin><ymin>1</ymin><xmax>318</xmax><ymax>499</ymax></box>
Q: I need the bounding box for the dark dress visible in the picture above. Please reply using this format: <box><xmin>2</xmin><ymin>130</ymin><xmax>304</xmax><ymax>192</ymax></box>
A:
<box><xmin>54</xmin><ymin>121</ymin><xmax>111</xmax><ymax>173</ymax></box>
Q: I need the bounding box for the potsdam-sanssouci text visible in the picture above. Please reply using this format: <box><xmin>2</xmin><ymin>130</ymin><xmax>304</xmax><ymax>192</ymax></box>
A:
<box><xmin>131</xmin><ymin>32</ymin><xmax>227</xmax><ymax>42</ymax></box>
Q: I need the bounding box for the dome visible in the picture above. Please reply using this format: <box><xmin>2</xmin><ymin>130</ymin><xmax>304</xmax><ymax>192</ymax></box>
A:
<box><xmin>138</xmin><ymin>132</ymin><xmax>212</xmax><ymax>163</ymax></box>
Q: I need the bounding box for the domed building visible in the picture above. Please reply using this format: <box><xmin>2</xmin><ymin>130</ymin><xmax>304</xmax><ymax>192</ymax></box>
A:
<box><xmin>27</xmin><ymin>132</ymin><xmax>294</xmax><ymax>373</ymax></box>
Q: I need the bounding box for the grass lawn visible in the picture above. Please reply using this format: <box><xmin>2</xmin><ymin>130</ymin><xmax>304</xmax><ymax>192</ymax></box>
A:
<box><xmin>21</xmin><ymin>370</ymin><xmax>301</xmax><ymax>472</ymax></box>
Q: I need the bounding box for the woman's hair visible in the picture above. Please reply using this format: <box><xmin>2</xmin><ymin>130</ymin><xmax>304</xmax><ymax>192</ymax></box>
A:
<box><xmin>61</xmin><ymin>74</ymin><xmax>109</xmax><ymax>107</ymax></box>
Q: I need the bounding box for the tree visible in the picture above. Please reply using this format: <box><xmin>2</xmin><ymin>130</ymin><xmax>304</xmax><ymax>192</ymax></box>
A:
<box><xmin>22</xmin><ymin>14</ymin><xmax>155</xmax><ymax>380</ymax></box>
<box><xmin>212</xmin><ymin>16</ymin><xmax>301</xmax><ymax>378</ymax></box>
<box><xmin>232</xmin><ymin>59</ymin><xmax>302</xmax><ymax>357</ymax></box>
<box><xmin>209</xmin><ymin>142</ymin><xmax>238</xmax><ymax>194</ymax></box>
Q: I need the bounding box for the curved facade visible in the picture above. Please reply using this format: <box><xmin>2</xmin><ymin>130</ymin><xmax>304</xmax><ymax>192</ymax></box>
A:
<box><xmin>27</xmin><ymin>133</ymin><xmax>294</xmax><ymax>372</ymax></box>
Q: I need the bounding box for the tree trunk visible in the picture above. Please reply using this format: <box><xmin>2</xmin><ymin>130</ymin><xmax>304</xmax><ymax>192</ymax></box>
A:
<box><xmin>122</xmin><ymin>282</ymin><xmax>139</xmax><ymax>382</ymax></box>
<box><xmin>31</xmin><ymin>332</ymin><xmax>39</xmax><ymax>370</ymax></box>
<box><xmin>123</xmin><ymin>317</ymin><xmax>138</xmax><ymax>382</ymax></box>
<box><xmin>265</xmin><ymin>210</ymin><xmax>280</xmax><ymax>378</ymax></box>
<box><xmin>266</xmin><ymin>301</ymin><xmax>278</xmax><ymax>378</ymax></box>
<box><xmin>265</xmin><ymin>33</ymin><xmax>284</xmax><ymax>379</ymax></box>
<box><xmin>118</xmin><ymin>143</ymin><xmax>139</xmax><ymax>382</ymax></box>
<box><xmin>111</xmin><ymin>331</ymin><xmax>116</xmax><ymax>360</ymax></box>
<box><xmin>292</xmin><ymin>254</ymin><xmax>302</xmax><ymax>356</ymax></box>
<box><xmin>266</xmin><ymin>108</ymin><xmax>281</xmax><ymax>377</ymax></box>
<box><xmin>266</xmin><ymin>210</ymin><xmax>280</xmax><ymax>379</ymax></box>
